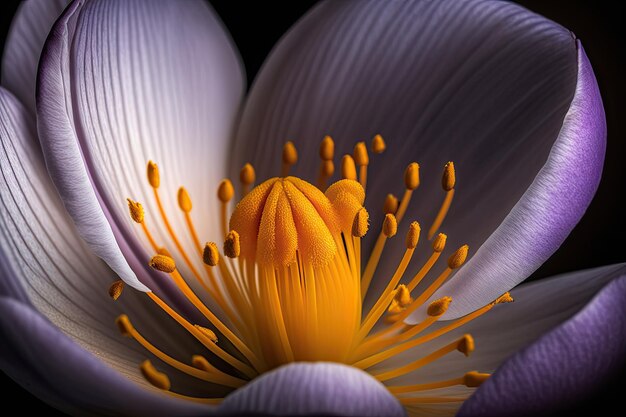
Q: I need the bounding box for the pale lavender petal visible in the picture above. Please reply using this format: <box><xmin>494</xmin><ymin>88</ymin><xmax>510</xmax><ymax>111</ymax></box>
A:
<box><xmin>458</xmin><ymin>273</ymin><xmax>626</xmax><ymax>417</ymax></box>
<box><xmin>1</xmin><ymin>0</ymin><xmax>69</xmax><ymax>114</ymax></box>
<box><xmin>220</xmin><ymin>362</ymin><xmax>405</xmax><ymax>417</ymax></box>
<box><xmin>0</xmin><ymin>297</ymin><xmax>212</xmax><ymax>416</ymax></box>
<box><xmin>37</xmin><ymin>0</ymin><xmax>244</xmax><ymax>292</ymax></box>
<box><xmin>1</xmin><ymin>85</ymin><xmax>200</xmax><ymax>388</ymax></box>
<box><xmin>231</xmin><ymin>0</ymin><xmax>603</xmax><ymax>316</ymax></box>
<box><xmin>434</xmin><ymin>42</ymin><xmax>606</xmax><ymax>318</ymax></box>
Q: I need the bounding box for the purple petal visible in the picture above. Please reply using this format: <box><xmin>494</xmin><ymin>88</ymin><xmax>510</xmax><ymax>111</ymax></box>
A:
<box><xmin>458</xmin><ymin>273</ymin><xmax>626</xmax><ymax>417</ymax></box>
<box><xmin>1</xmin><ymin>0</ymin><xmax>69</xmax><ymax>114</ymax></box>
<box><xmin>220</xmin><ymin>362</ymin><xmax>405</xmax><ymax>417</ymax></box>
<box><xmin>36</xmin><ymin>0</ymin><xmax>244</xmax><ymax>292</ymax></box>
<box><xmin>434</xmin><ymin>42</ymin><xmax>606</xmax><ymax>318</ymax></box>
<box><xmin>232</xmin><ymin>0</ymin><xmax>602</xmax><ymax>316</ymax></box>
<box><xmin>0</xmin><ymin>297</ymin><xmax>211</xmax><ymax>416</ymax></box>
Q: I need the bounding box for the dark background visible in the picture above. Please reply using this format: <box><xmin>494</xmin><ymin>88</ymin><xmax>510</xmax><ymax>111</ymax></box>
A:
<box><xmin>0</xmin><ymin>1</ymin><xmax>624</xmax><ymax>416</ymax></box>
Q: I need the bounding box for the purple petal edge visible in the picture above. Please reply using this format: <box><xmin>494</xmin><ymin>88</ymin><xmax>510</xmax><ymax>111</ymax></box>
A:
<box><xmin>458</xmin><ymin>274</ymin><xmax>626</xmax><ymax>417</ymax></box>
<box><xmin>0</xmin><ymin>297</ymin><xmax>210</xmax><ymax>416</ymax></box>
<box><xmin>434</xmin><ymin>41</ymin><xmax>607</xmax><ymax>319</ymax></box>
<box><xmin>219</xmin><ymin>362</ymin><xmax>405</xmax><ymax>417</ymax></box>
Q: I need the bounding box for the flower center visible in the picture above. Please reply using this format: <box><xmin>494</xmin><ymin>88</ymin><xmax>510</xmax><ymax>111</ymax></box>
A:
<box><xmin>113</xmin><ymin>135</ymin><xmax>513</xmax><ymax>411</ymax></box>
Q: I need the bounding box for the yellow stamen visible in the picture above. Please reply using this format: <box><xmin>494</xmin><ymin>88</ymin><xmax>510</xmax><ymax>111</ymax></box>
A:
<box><xmin>371</xmin><ymin>334</ymin><xmax>474</xmax><ymax>381</ymax></box>
<box><xmin>240</xmin><ymin>163</ymin><xmax>256</xmax><ymax>196</ymax></box>
<box><xmin>354</xmin><ymin>142</ymin><xmax>369</xmax><ymax>189</ymax></box>
<box><xmin>388</xmin><ymin>371</ymin><xmax>490</xmax><ymax>394</ymax></box>
<box><xmin>177</xmin><ymin>187</ymin><xmax>192</xmax><ymax>213</ymax></box>
<box><xmin>126</xmin><ymin>198</ymin><xmax>144</xmax><ymax>223</ymax></box>
<box><xmin>140</xmin><ymin>359</ymin><xmax>170</xmax><ymax>390</ymax></box>
<box><xmin>147</xmin><ymin>161</ymin><xmax>160</xmax><ymax>189</ymax></box>
<box><xmin>405</xmin><ymin>235</ymin><xmax>446</xmax><ymax>292</ymax></box>
<box><xmin>428</xmin><ymin>162</ymin><xmax>456</xmax><ymax>239</ymax></box>
<box><xmin>371</xmin><ymin>134</ymin><xmax>386</xmax><ymax>154</ymax></box>
<box><xmin>203</xmin><ymin>242</ymin><xmax>220</xmax><ymax>266</ymax></box>
<box><xmin>108</xmin><ymin>280</ymin><xmax>124</xmax><ymax>301</ymax></box>
<box><xmin>341</xmin><ymin>154</ymin><xmax>357</xmax><ymax>181</ymax></box>
<box><xmin>218</xmin><ymin>179</ymin><xmax>235</xmax><ymax>238</ymax></box>
<box><xmin>224</xmin><ymin>231</ymin><xmax>240</xmax><ymax>258</ymax></box>
<box><xmin>383</xmin><ymin>194</ymin><xmax>399</xmax><ymax>215</ymax></box>
<box><xmin>396</xmin><ymin>162</ymin><xmax>419</xmax><ymax>223</ymax></box>
<box><xmin>282</xmin><ymin>141</ymin><xmax>298</xmax><ymax>176</ymax></box>
<box><xmin>149</xmin><ymin>254</ymin><xmax>176</xmax><ymax>273</ymax></box>
<box><xmin>464</xmin><ymin>371</ymin><xmax>491</xmax><ymax>387</ymax></box>
<box><xmin>317</xmin><ymin>136</ymin><xmax>335</xmax><ymax>190</ymax></box>
<box><xmin>195</xmin><ymin>325</ymin><xmax>219</xmax><ymax>343</ymax></box>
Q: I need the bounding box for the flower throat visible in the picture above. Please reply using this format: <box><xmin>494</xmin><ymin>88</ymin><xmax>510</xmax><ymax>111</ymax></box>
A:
<box><xmin>113</xmin><ymin>135</ymin><xmax>513</xmax><ymax>410</ymax></box>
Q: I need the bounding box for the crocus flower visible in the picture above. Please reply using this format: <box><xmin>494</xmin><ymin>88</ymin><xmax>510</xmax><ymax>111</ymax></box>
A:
<box><xmin>0</xmin><ymin>1</ymin><xmax>624</xmax><ymax>416</ymax></box>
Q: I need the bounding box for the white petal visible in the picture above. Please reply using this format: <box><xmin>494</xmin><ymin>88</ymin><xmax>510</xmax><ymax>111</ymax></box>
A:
<box><xmin>37</xmin><ymin>0</ymin><xmax>244</xmax><ymax>291</ymax></box>
<box><xmin>1</xmin><ymin>0</ymin><xmax>69</xmax><ymax>114</ymax></box>
<box><xmin>0</xmin><ymin>86</ymin><xmax>200</xmax><ymax>389</ymax></box>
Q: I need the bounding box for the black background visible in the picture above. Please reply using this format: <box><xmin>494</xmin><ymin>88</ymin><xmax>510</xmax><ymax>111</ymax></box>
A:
<box><xmin>0</xmin><ymin>1</ymin><xmax>624</xmax><ymax>416</ymax></box>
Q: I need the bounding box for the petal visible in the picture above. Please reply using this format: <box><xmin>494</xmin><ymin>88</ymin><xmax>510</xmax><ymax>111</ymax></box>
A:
<box><xmin>220</xmin><ymin>362</ymin><xmax>405</xmax><ymax>417</ymax></box>
<box><xmin>37</xmin><ymin>0</ymin><xmax>244</xmax><ymax>291</ymax></box>
<box><xmin>1</xmin><ymin>86</ymin><xmax>202</xmax><ymax>394</ymax></box>
<box><xmin>0</xmin><ymin>297</ymin><xmax>211</xmax><ymax>416</ymax></box>
<box><xmin>231</xmin><ymin>1</ymin><xmax>602</xmax><ymax>315</ymax></box>
<box><xmin>1</xmin><ymin>0</ymin><xmax>69</xmax><ymax>114</ymax></box>
<box><xmin>435</xmin><ymin>42</ymin><xmax>606</xmax><ymax>318</ymax></box>
<box><xmin>458</xmin><ymin>268</ymin><xmax>626</xmax><ymax>417</ymax></box>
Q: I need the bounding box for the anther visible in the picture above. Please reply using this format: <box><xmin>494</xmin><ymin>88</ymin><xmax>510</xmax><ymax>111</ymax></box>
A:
<box><xmin>354</xmin><ymin>142</ymin><xmax>369</xmax><ymax>166</ymax></box>
<box><xmin>195</xmin><ymin>325</ymin><xmax>218</xmax><ymax>343</ymax></box>
<box><xmin>404</xmin><ymin>162</ymin><xmax>420</xmax><ymax>190</ymax></box>
<box><xmin>157</xmin><ymin>247</ymin><xmax>172</xmax><ymax>257</ymax></box>
<box><xmin>240</xmin><ymin>163</ymin><xmax>256</xmax><ymax>186</ymax></box>
<box><xmin>115</xmin><ymin>314</ymin><xmax>133</xmax><ymax>337</ymax></box>
<box><xmin>341</xmin><ymin>155</ymin><xmax>357</xmax><ymax>180</ymax></box>
<box><xmin>394</xmin><ymin>284</ymin><xmax>412</xmax><ymax>307</ymax></box>
<box><xmin>282</xmin><ymin>141</ymin><xmax>298</xmax><ymax>166</ymax></box>
<box><xmin>352</xmin><ymin>207</ymin><xmax>370</xmax><ymax>238</ymax></box>
<box><xmin>140</xmin><ymin>360</ymin><xmax>171</xmax><ymax>391</ymax></box>
<box><xmin>319</xmin><ymin>136</ymin><xmax>334</xmax><ymax>160</ymax></box>
<box><xmin>322</xmin><ymin>160</ymin><xmax>334</xmax><ymax>177</ymax></box>
<box><xmin>203</xmin><ymin>242</ymin><xmax>220</xmax><ymax>266</ymax></box>
<box><xmin>457</xmin><ymin>334</ymin><xmax>474</xmax><ymax>357</ymax></box>
<box><xmin>443</xmin><ymin>161</ymin><xmax>456</xmax><ymax>191</ymax></box>
<box><xmin>464</xmin><ymin>371</ymin><xmax>490</xmax><ymax>388</ymax></box>
<box><xmin>427</xmin><ymin>296</ymin><xmax>452</xmax><ymax>317</ymax></box>
<box><xmin>126</xmin><ymin>199</ymin><xmax>144</xmax><ymax>223</ymax></box>
<box><xmin>224</xmin><ymin>230</ymin><xmax>240</xmax><ymax>258</ymax></box>
<box><xmin>191</xmin><ymin>355</ymin><xmax>213</xmax><ymax>372</ymax></box>
<box><xmin>383</xmin><ymin>214</ymin><xmax>398</xmax><ymax>238</ymax></box>
<box><xmin>177</xmin><ymin>187</ymin><xmax>192</xmax><ymax>213</ymax></box>
<box><xmin>218</xmin><ymin>179</ymin><xmax>234</xmax><ymax>203</ymax></box>
<box><xmin>495</xmin><ymin>292</ymin><xmax>514</xmax><ymax>304</ymax></box>
<box><xmin>383</xmin><ymin>194</ymin><xmax>399</xmax><ymax>214</ymax></box>
<box><xmin>447</xmin><ymin>245</ymin><xmax>469</xmax><ymax>269</ymax></box>
<box><xmin>432</xmin><ymin>233</ymin><xmax>447</xmax><ymax>253</ymax></box>
<box><xmin>147</xmin><ymin>161</ymin><xmax>160</xmax><ymax>188</ymax></box>
<box><xmin>406</xmin><ymin>221</ymin><xmax>421</xmax><ymax>249</ymax></box>
<box><xmin>108</xmin><ymin>280</ymin><xmax>124</xmax><ymax>301</ymax></box>
<box><xmin>372</xmin><ymin>134</ymin><xmax>386</xmax><ymax>154</ymax></box>
<box><xmin>149</xmin><ymin>254</ymin><xmax>176</xmax><ymax>273</ymax></box>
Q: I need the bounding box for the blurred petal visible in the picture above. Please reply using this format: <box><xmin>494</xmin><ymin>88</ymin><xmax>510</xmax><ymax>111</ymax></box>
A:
<box><xmin>37</xmin><ymin>0</ymin><xmax>244</xmax><ymax>291</ymax></box>
<box><xmin>231</xmin><ymin>0</ymin><xmax>600</xmax><ymax>314</ymax></box>
<box><xmin>1</xmin><ymin>86</ymin><xmax>201</xmax><ymax>392</ymax></box>
<box><xmin>435</xmin><ymin>43</ymin><xmax>606</xmax><ymax>318</ymax></box>
<box><xmin>458</xmin><ymin>270</ymin><xmax>626</xmax><ymax>417</ymax></box>
<box><xmin>1</xmin><ymin>0</ymin><xmax>68</xmax><ymax>114</ymax></box>
<box><xmin>220</xmin><ymin>362</ymin><xmax>405</xmax><ymax>417</ymax></box>
<box><xmin>0</xmin><ymin>297</ymin><xmax>211</xmax><ymax>416</ymax></box>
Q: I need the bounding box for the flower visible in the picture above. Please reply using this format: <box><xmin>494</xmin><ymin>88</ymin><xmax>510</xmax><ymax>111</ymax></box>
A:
<box><xmin>0</xmin><ymin>0</ymin><xmax>624</xmax><ymax>416</ymax></box>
